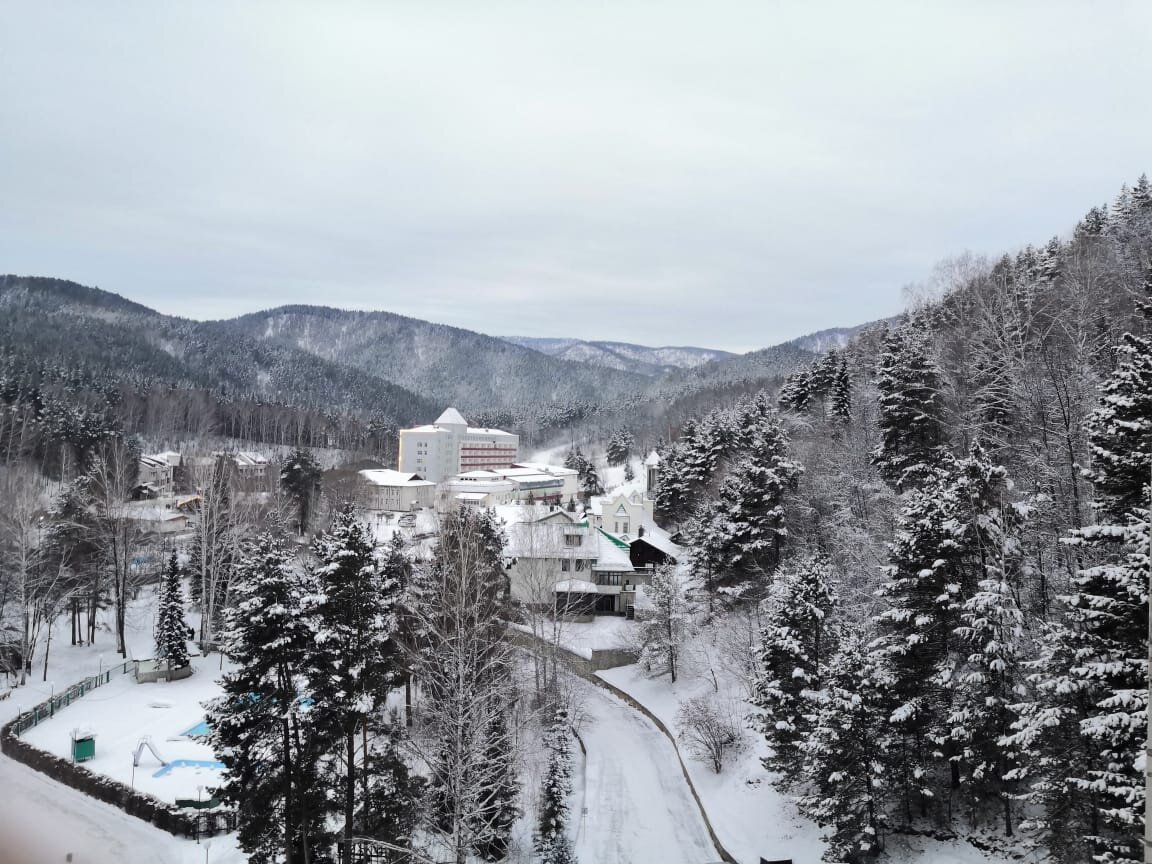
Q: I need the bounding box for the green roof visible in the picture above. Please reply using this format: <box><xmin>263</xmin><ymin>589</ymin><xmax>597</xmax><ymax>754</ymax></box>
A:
<box><xmin>597</xmin><ymin>528</ymin><xmax>631</xmax><ymax>550</ymax></box>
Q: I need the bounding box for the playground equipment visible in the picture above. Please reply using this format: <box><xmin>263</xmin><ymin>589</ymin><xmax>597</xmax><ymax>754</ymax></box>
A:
<box><xmin>132</xmin><ymin>735</ymin><xmax>169</xmax><ymax>768</ymax></box>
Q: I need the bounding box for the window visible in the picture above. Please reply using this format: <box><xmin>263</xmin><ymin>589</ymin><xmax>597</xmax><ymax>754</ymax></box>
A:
<box><xmin>564</xmin><ymin>533</ymin><xmax>582</xmax><ymax>547</ymax></box>
<box><xmin>574</xmin><ymin>559</ymin><xmax>585</xmax><ymax>572</ymax></box>
<box><xmin>561</xmin><ymin>559</ymin><xmax>570</xmax><ymax>572</ymax></box>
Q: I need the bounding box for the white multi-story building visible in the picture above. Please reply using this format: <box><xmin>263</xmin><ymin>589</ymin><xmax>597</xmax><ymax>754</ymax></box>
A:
<box><xmin>398</xmin><ymin>408</ymin><xmax>519</xmax><ymax>482</ymax></box>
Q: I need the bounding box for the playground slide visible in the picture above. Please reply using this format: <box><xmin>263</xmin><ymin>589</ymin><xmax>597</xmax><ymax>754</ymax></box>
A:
<box><xmin>132</xmin><ymin>735</ymin><xmax>168</xmax><ymax>767</ymax></box>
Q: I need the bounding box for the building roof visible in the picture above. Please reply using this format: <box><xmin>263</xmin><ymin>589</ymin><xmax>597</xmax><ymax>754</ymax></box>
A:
<box><xmin>512</xmin><ymin>462</ymin><xmax>579</xmax><ymax>477</ymax></box>
<box><xmin>644</xmin><ymin>449</ymin><xmax>661</xmax><ymax>467</ymax></box>
<box><xmin>359</xmin><ymin>469</ymin><xmax>435</xmax><ymax>488</ymax></box>
<box><xmin>435</xmin><ymin>407</ymin><xmax>468</xmax><ymax>426</ymax></box>
<box><xmin>593</xmin><ymin>530</ymin><xmax>636</xmax><ymax>571</ymax></box>
<box><xmin>632</xmin><ymin>530</ymin><xmax>681</xmax><ymax>561</ymax></box>
<box><xmin>458</xmin><ymin>470</ymin><xmax>501</xmax><ymax>479</ymax></box>
<box><xmin>455</xmin><ymin>491</ymin><xmax>490</xmax><ymax>501</ymax></box>
<box><xmin>465</xmin><ymin>427</ymin><xmax>517</xmax><ymax>438</ymax></box>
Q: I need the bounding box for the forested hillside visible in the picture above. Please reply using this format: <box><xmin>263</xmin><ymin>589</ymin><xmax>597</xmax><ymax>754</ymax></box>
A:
<box><xmin>0</xmin><ymin>276</ymin><xmax>439</xmax><ymax>462</ymax></box>
<box><xmin>652</xmin><ymin>177</ymin><xmax>1152</xmax><ymax>863</ymax></box>
<box><xmin>502</xmin><ymin>335</ymin><xmax>735</xmax><ymax>376</ymax></box>
<box><xmin>223</xmin><ymin>306</ymin><xmax>652</xmax><ymax>411</ymax></box>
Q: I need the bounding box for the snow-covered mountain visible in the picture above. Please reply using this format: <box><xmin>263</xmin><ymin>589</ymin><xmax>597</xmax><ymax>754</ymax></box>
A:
<box><xmin>784</xmin><ymin>323</ymin><xmax>875</xmax><ymax>354</ymax></box>
<box><xmin>501</xmin><ymin>336</ymin><xmax>735</xmax><ymax>377</ymax></box>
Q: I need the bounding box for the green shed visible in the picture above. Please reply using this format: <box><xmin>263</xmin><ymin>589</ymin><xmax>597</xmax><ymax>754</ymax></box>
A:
<box><xmin>71</xmin><ymin>728</ymin><xmax>96</xmax><ymax>762</ymax></box>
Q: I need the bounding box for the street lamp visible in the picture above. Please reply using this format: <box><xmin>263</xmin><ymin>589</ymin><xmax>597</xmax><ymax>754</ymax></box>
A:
<box><xmin>196</xmin><ymin>785</ymin><xmax>204</xmax><ymax>844</ymax></box>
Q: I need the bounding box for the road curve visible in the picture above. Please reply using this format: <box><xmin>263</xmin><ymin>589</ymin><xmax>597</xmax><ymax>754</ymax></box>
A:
<box><xmin>571</xmin><ymin>678</ymin><xmax>718</xmax><ymax>864</ymax></box>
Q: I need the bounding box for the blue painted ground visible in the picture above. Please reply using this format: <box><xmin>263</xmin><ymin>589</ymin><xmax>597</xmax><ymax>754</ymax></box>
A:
<box><xmin>153</xmin><ymin>759</ymin><xmax>225</xmax><ymax>778</ymax></box>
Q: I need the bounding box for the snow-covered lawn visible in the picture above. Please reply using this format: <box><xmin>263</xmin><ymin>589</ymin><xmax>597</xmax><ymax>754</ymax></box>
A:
<box><xmin>598</xmin><ymin>664</ymin><xmax>1022</xmax><ymax>864</ymax></box>
<box><xmin>554</xmin><ymin>616</ymin><xmax>635</xmax><ymax>660</ymax></box>
<box><xmin>21</xmin><ymin>653</ymin><xmax>229</xmax><ymax>805</ymax></box>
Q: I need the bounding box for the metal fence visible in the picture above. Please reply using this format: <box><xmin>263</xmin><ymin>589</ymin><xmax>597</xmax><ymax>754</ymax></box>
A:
<box><xmin>8</xmin><ymin>660</ymin><xmax>135</xmax><ymax>737</ymax></box>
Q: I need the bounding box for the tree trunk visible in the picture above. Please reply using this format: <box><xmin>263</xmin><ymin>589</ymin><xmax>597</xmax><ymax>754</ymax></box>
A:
<box><xmin>344</xmin><ymin>727</ymin><xmax>356</xmax><ymax>862</ymax></box>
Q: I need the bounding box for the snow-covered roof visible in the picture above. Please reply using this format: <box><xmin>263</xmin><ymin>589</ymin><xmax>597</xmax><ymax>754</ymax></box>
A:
<box><xmin>513</xmin><ymin>462</ymin><xmax>579</xmax><ymax>477</ymax></box>
<box><xmin>359</xmin><ymin>469</ymin><xmax>435</xmax><ymax>488</ymax></box>
<box><xmin>554</xmin><ymin>579</ymin><xmax>598</xmax><ymax>594</ymax></box>
<box><xmin>457</xmin><ymin>470</ymin><xmax>501</xmax><ymax>479</ymax></box>
<box><xmin>644</xmin><ymin>449</ymin><xmax>660</xmax><ymax>467</ymax></box>
<box><xmin>466</xmin><ymin>427</ymin><xmax>517</xmax><ymax>438</ymax></box>
<box><xmin>593</xmin><ymin>530</ymin><xmax>635</xmax><ymax>571</ymax></box>
<box><xmin>455</xmin><ymin>491</ymin><xmax>490</xmax><ymax>501</ymax></box>
<box><xmin>632</xmin><ymin>530</ymin><xmax>681</xmax><ymax>560</ymax></box>
<box><xmin>505</xmin><ymin>520</ymin><xmax>592</xmax><ymax>558</ymax></box>
<box><xmin>435</xmin><ymin>407</ymin><xmax>468</xmax><ymax>426</ymax></box>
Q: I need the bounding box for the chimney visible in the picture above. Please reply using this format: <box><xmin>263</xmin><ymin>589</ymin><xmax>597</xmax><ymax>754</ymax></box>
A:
<box><xmin>638</xmin><ymin>525</ymin><xmax>645</xmax><ymax>538</ymax></box>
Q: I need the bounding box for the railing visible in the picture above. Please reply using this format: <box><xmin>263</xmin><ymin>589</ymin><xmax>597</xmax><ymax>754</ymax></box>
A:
<box><xmin>7</xmin><ymin>660</ymin><xmax>134</xmax><ymax>737</ymax></box>
<box><xmin>0</xmin><ymin>658</ymin><xmax>238</xmax><ymax>840</ymax></box>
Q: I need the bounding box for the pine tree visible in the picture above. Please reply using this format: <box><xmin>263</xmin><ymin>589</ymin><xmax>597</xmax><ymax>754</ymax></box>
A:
<box><xmin>606</xmin><ymin>428</ymin><xmax>633</xmax><ymax>466</ymax></box>
<box><xmin>872</xmin><ymin>326</ymin><xmax>948</xmax><ymax>491</ymax></box>
<box><xmin>637</xmin><ymin>564</ymin><xmax>692</xmax><ymax>683</ymax></box>
<box><xmin>751</xmin><ymin>555</ymin><xmax>838</xmax><ymax>774</ymax></box>
<box><xmin>688</xmin><ymin>415</ymin><xmax>801</xmax><ymax>583</ymax></box>
<box><xmin>355</xmin><ymin>724</ymin><xmax>425</xmax><ymax>851</ymax></box>
<box><xmin>798</xmin><ymin>630</ymin><xmax>892</xmax><ymax>863</ymax></box>
<box><xmin>154</xmin><ymin>551</ymin><xmax>190</xmax><ymax>670</ymax></box>
<box><xmin>208</xmin><ymin>528</ymin><xmax>331</xmax><ymax>864</ymax></box>
<box><xmin>871</xmin><ymin>463</ymin><xmax>961</xmax><ymax>822</ymax></box>
<box><xmin>579</xmin><ymin>462</ymin><xmax>603</xmax><ymax>502</ymax></box>
<box><xmin>623</xmin><ymin>461</ymin><xmax>635</xmax><ymax>483</ymax></box>
<box><xmin>830</xmin><ymin>355</ymin><xmax>852</xmax><ymax>423</ymax></box>
<box><xmin>778</xmin><ymin>369</ymin><xmax>813</xmax><ymax>413</ymax></box>
<box><xmin>535</xmin><ymin>706</ymin><xmax>576</xmax><ymax>864</ymax></box>
<box><xmin>309</xmin><ymin>503</ymin><xmax>401</xmax><ymax>859</ymax></box>
<box><xmin>940</xmin><ymin>442</ymin><xmax>1026</xmax><ymax>825</ymax></box>
<box><xmin>1006</xmin><ymin>283</ymin><xmax>1150</xmax><ymax>863</ymax></box>
<box><xmin>280</xmin><ymin>447</ymin><xmax>323</xmax><ymax>536</ymax></box>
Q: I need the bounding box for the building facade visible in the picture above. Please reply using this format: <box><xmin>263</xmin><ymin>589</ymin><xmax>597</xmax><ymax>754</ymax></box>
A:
<box><xmin>359</xmin><ymin>469</ymin><xmax>437</xmax><ymax>512</ymax></box>
<box><xmin>397</xmin><ymin>407</ymin><xmax>519</xmax><ymax>482</ymax></box>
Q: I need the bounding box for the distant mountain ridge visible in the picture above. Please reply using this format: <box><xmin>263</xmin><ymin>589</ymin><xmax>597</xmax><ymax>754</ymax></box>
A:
<box><xmin>501</xmin><ymin>335</ymin><xmax>735</xmax><ymax>376</ymax></box>
<box><xmin>1</xmin><ymin>276</ymin><xmax>865</xmax><ymax>436</ymax></box>
<box><xmin>222</xmin><ymin>306</ymin><xmax>651</xmax><ymax>411</ymax></box>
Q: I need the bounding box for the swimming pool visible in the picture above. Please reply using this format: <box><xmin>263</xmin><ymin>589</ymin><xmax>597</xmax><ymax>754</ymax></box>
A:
<box><xmin>180</xmin><ymin>720</ymin><xmax>210</xmax><ymax>738</ymax></box>
<box><xmin>153</xmin><ymin>758</ymin><xmax>226</xmax><ymax>778</ymax></box>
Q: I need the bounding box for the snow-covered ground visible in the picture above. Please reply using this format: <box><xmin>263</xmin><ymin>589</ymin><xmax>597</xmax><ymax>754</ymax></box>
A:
<box><xmin>0</xmin><ymin>752</ymin><xmax>244</xmax><ymax>864</ymax></box>
<box><xmin>598</xmin><ymin>664</ymin><xmax>1023</xmax><ymax>864</ymax></box>
<box><xmin>1</xmin><ymin>585</ymin><xmax>243</xmax><ymax>863</ymax></box>
<box><xmin>571</xmin><ymin>676</ymin><xmax>716</xmax><ymax>863</ymax></box>
<box><xmin>22</xmin><ymin>653</ymin><xmax>229</xmax><ymax>805</ymax></box>
<box><xmin>555</xmin><ymin>617</ymin><xmax>635</xmax><ymax>660</ymax></box>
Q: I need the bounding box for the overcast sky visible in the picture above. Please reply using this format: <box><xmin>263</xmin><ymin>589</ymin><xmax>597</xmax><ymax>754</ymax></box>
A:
<box><xmin>2</xmin><ymin>2</ymin><xmax>1150</xmax><ymax>352</ymax></box>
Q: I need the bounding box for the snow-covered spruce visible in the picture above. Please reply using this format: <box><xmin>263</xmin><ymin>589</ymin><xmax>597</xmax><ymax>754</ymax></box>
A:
<box><xmin>153</xmin><ymin>551</ymin><xmax>190</xmax><ymax>670</ymax></box>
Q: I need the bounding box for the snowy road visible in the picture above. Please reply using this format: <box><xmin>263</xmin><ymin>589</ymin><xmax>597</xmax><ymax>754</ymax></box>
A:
<box><xmin>571</xmin><ymin>680</ymin><xmax>718</xmax><ymax>864</ymax></box>
<box><xmin>0</xmin><ymin>750</ymin><xmax>229</xmax><ymax>864</ymax></box>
